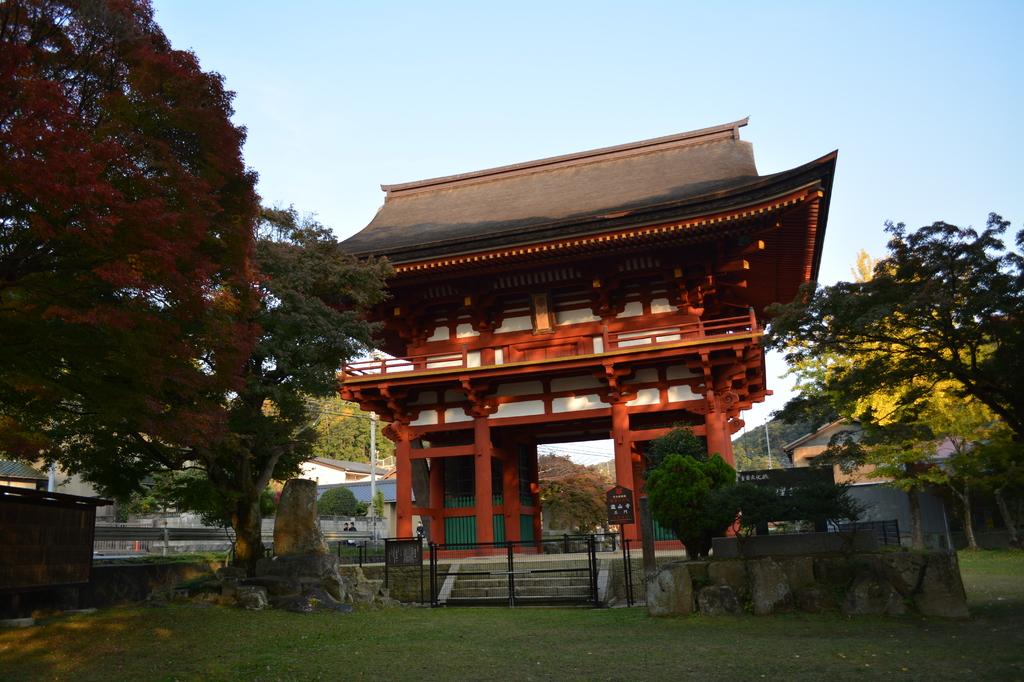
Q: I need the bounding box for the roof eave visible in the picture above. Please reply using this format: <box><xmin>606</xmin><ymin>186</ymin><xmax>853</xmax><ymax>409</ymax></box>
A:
<box><xmin>358</xmin><ymin>152</ymin><xmax>838</xmax><ymax>267</ymax></box>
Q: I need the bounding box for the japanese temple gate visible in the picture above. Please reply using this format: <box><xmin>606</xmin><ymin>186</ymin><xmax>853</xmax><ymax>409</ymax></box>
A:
<box><xmin>340</xmin><ymin>119</ymin><xmax>836</xmax><ymax>544</ymax></box>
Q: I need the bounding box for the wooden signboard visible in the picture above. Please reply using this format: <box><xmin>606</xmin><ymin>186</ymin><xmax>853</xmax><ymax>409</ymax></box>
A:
<box><xmin>0</xmin><ymin>486</ymin><xmax>110</xmax><ymax>593</ymax></box>
<box><xmin>606</xmin><ymin>485</ymin><xmax>635</xmax><ymax>525</ymax></box>
<box><xmin>736</xmin><ymin>466</ymin><xmax>835</xmax><ymax>491</ymax></box>
<box><xmin>384</xmin><ymin>538</ymin><xmax>422</xmax><ymax>567</ymax></box>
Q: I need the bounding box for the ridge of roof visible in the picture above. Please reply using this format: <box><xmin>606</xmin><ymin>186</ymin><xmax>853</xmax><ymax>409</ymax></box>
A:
<box><xmin>313</xmin><ymin>457</ymin><xmax>389</xmax><ymax>473</ymax></box>
<box><xmin>781</xmin><ymin>419</ymin><xmax>855</xmax><ymax>453</ymax></box>
<box><xmin>381</xmin><ymin>118</ymin><xmax>750</xmax><ymax>196</ymax></box>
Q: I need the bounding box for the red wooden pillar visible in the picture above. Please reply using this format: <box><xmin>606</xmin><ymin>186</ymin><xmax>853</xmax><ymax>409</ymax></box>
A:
<box><xmin>503</xmin><ymin>447</ymin><xmax>521</xmax><ymax>542</ymax></box>
<box><xmin>429</xmin><ymin>457</ymin><xmax>445</xmax><ymax>544</ymax></box>
<box><xmin>610</xmin><ymin>401</ymin><xmax>639</xmax><ymax>541</ymax></box>
<box><xmin>473</xmin><ymin>416</ymin><xmax>495</xmax><ymax>544</ymax></box>
<box><xmin>704</xmin><ymin>406</ymin><xmax>735</xmax><ymax>467</ymax></box>
<box><xmin>395</xmin><ymin>430</ymin><xmax>414</xmax><ymax>537</ymax></box>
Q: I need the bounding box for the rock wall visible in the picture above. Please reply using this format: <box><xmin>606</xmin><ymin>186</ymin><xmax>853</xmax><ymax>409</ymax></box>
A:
<box><xmin>647</xmin><ymin>551</ymin><xmax>968</xmax><ymax>618</ymax></box>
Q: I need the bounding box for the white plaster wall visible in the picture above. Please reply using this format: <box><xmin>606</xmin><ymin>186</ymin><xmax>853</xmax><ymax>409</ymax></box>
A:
<box><xmin>410</xmin><ymin>410</ymin><xmax>439</xmax><ymax>426</ymax></box>
<box><xmin>616</xmin><ymin>301</ymin><xmax>643</xmax><ymax>318</ymax></box>
<box><xmin>667</xmin><ymin>384</ymin><xmax>700</xmax><ymax>402</ymax></box>
<box><xmin>493</xmin><ymin>400</ymin><xmax>546</xmax><ymax>418</ymax></box>
<box><xmin>555</xmin><ymin>308</ymin><xmax>600</xmax><ymax>326</ymax></box>
<box><xmin>427</xmin><ymin>326</ymin><xmax>450</xmax><ymax>342</ymax></box>
<box><xmin>300</xmin><ymin>462</ymin><xmax>349</xmax><ymax>485</ymax></box>
<box><xmin>456</xmin><ymin>323</ymin><xmax>479</xmax><ymax>338</ymax></box>
<box><xmin>495</xmin><ymin>315</ymin><xmax>532</xmax><ymax>333</ymax></box>
<box><xmin>444</xmin><ymin>408</ymin><xmax>473</xmax><ymax>423</ymax></box>
<box><xmin>426</xmin><ymin>356</ymin><xmax>462</xmax><ymax>369</ymax></box>
<box><xmin>627</xmin><ymin>388</ymin><xmax>660</xmax><ymax>406</ymax></box>
<box><xmin>650</xmin><ymin>297</ymin><xmax>677</xmax><ymax>314</ymax></box>
<box><xmin>552</xmin><ymin>394</ymin><xmax>604</xmax><ymax>413</ymax></box>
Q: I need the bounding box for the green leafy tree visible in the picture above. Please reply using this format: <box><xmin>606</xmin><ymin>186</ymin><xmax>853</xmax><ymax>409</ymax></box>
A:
<box><xmin>539</xmin><ymin>454</ymin><xmax>610</xmax><ymax>533</ymax></box>
<box><xmin>646</xmin><ymin>451</ymin><xmax>737</xmax><ymax>558</ymax></box>
<box><xmin>768</xmin><ymin>215</ymin><xmax>1024</xmax><ymax>441</ymax></box>
<box><xmin>962</xmin><ymin>433</ymin><xmax>1024</xmax><ymax>548</ymax></box>
<box><xmin>644</xmin><ymin>424</ymin><xmax>706</xmax><ymax>470</ymax></box>
<box><xmin>318</xmin><ymin>487</ymin><xmax>360</xmax><ymax>517</ymax></box>
<box><xmin>308</xmin><ymin>396</ymin><xmax>394</xmax><ymax>462</ymax></box>
<box><xmin>727</xmin><ymin>480</ymin><xmax>862</xmax><ymax>536</ymax></box>
<box><xmin>371</xmin><ymin>490</ymin><xmax>386</xmax><ymax>520</ymax></box>
<box><xmin>732</xmin><ymin>418</ymin><xmax>817</xmax><ymax>471</ymax></box>
<box><xmin>65</xmin><ymin>208</ymin><xmax>390</xmax><ymax>572</ymax></box>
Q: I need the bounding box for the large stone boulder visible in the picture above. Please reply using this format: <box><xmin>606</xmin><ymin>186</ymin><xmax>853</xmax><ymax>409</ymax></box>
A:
<box><xmin>707</xmin><ymin>559</ymin><xmax>748</xmax><ymax>599</ymax></box>
<box><xmin>236</xmin><ymin>585</ymin><xmax>269</xmax><ymax>610</ymax></box>
<box><xmin>647</xmin><ymin>562</ymin><xmax>693</xmax><ymax>616</ymax></box>
<box><xmin>748</xmin><ymin>557</ymin><xmax>791</xmax><ymax>615</ymax></box>
<box><xmin>697</xmin><ymin>585</ymin><xmax>742</xmax><ymax>616</ymax></box>
<box><xmin>879</xmin><ymin>551</ymin><xmax>927</xmax><ymax>596</ymax></box>
<box><xmin>913</xmin><ymin>553</ymin><xmax>969</xmax><ymax>618</ymax></box>
<box><xmin>274</xmin><ymin>479</ymin><xmax>328</xmax><ymax>556</ymax></box>
<box><xmin>841</xmin><ymin>571</ymin><xmax>905</xmax><ymax>616</ymax></box>
<box><xmin>255</xmin><ymin>553</ymin><xmax>346</xmax><ymax>601</ymax></box>
<box><xmin>337</xmin><ymin>565</ymin><xmax>396</xmax><ymax>607</ymax></box>
<box><xmin>794</xmin><ymin>585</ymin><xmax>836</xmax><ymax>613</ymax></box>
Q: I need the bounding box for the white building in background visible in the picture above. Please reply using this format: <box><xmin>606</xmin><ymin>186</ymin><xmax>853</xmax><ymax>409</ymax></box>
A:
<box><xmin>299</xmin><ymin>457</ymin><xmax>390</xmax><ymax>485</ymax></box>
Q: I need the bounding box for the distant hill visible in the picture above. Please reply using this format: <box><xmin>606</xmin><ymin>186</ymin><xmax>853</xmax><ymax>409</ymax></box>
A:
<box><xmin>732</xmin><ymin>418</ymin><xmax>816</xmax><ymax>471</ymax></box>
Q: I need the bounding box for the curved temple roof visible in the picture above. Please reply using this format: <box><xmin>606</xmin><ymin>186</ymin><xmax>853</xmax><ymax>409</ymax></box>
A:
<box><xmin>342</xmin><ymin>119</ymin><xmax>836</xmax><ymax>271</ymax></box>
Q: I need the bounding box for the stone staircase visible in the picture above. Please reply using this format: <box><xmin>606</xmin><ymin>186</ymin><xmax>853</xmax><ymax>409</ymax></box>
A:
<box><xmin>439</xmin><ymin>560</ymin><xmax>600</xmax><ymax>605</ymax></box>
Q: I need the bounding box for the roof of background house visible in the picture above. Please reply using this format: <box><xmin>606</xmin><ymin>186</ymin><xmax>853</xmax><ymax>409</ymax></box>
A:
<box><xmin>341</xmin><ymin>118</ymin><xmax>837</xmax><ymax>267</ymax></box>
<box><xmin>782</xmin><ymin>419</ymin><xmax>858</xmax><ymax>454</ymax></box>
<box><xmin>0</xmin><ymin>460</ymin><xmax>46</xmax><ymax>480</ymax></box>
<box><xmin>311</xmin><ymin>458</ymin><xmax>390</xmax><ymax>476</ymax></box>
<box><xmin>317</xmin><ymin>479</ymin><xmax>398</xmax><ymax>504</ymax></box>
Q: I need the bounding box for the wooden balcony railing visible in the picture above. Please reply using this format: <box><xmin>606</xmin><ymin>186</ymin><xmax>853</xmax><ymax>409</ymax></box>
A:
<box><xmin>342</xmin><ymin>310</ymin><xmax>759</xmax><ymax>378</ymax></box>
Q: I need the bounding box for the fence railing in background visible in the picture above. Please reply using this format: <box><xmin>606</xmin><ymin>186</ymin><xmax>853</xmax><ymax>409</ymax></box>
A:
<box><xmin>93</xmin><ymin>524</ymin><xmax>383</xmax><ymax>558</ymax></box>
<box><xmin>330</xmin><ymin>539</ymin><xmax>386</xmax><ymax>566</ymax></box>
<box><xmin>830</xmin><ymin>519</ymin><xmax>901</xmax><ymax>546</ymax></box>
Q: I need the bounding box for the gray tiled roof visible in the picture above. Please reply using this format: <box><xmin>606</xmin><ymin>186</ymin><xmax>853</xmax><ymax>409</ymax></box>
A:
<box><xmin>317</xmin><ymin>479</ymin><xmax>398</xmax><ymax>504</ymax></box>
<box><xmin>0</xmin><ymin>460</ymin><xmax>46</xmax><ymax>480</ymax></box>
<box><xmin>313</xmin><ymin>458</ymin><xmax>389</xmax><ymax>475</ymax></box>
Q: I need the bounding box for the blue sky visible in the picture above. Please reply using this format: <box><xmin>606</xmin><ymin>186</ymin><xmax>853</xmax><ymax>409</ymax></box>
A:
<box><xmin>153</xmin><ymin>1</ymin><xmax>1023</xmax><ymax>456</ymax></box>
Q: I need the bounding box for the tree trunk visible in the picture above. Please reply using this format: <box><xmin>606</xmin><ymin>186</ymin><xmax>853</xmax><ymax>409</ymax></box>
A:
<box><xmin>908</xmin><ymin>488</ymin><xmax>926</xmax><ymax>550</ymax></box>
<box><xmin>958</xmin><ymin>485</ymin><xmax>979</xmax><ymax>550</ymax></box>
<box><xmin>232</xmin><ymin>493</ymin><xmax>264</xmax><ymax>574</ymax></box>
<box><xmin>994</xmin><ymin>487</ymin><xmax>1022</xmax><ymax>548</ymax></box>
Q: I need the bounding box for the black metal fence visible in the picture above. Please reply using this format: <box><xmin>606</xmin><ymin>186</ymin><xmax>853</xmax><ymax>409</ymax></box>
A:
<box><xmin>429</xmin><ymin>535</ymin><xmax>601</xmax><ymax>607</ymax></box>
<box><xmin>830</xmin><ymin>519</ymin><xmax>902</xmax><ymax>546</ymax></box>
<box><xmin>329</xmin><ymin>539</ymin><xmax>385</xmax><ymax>565</ymax></box>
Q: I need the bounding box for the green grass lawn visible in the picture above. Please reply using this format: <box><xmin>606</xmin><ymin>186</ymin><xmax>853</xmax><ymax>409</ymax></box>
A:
<box><xmin>2</xmin><ymin>551</ymin><xmax>1023</xmax><ymax>681</ymax></box>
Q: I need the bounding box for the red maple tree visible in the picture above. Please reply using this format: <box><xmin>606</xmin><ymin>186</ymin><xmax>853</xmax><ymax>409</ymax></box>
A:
<box><xmin>0</xmin><ymin>1</ymin><xmax>259</xmax><ymax>465</ymax></box>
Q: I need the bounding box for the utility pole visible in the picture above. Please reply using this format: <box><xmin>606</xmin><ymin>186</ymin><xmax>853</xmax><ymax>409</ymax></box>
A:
<box><xmin>764</xmin><ymin>420</ymin><xmax>773</xmax><ymax>469</ymax></box>
<box><xmin>369</xmin><ymin>411</ymin><xmax>378</xmax><ymax>541</ymax></box>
